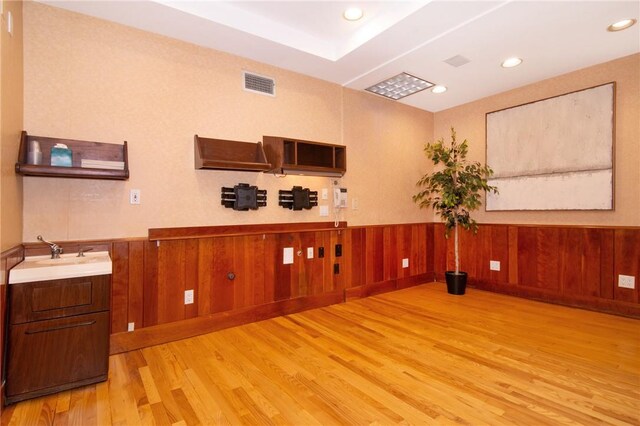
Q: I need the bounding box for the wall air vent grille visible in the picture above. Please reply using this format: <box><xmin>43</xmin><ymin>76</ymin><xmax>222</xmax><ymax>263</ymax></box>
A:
<box><xmin>243</xmin><ymin>71</ymin><xmax>276</xmax><ymax>96</ymax></box>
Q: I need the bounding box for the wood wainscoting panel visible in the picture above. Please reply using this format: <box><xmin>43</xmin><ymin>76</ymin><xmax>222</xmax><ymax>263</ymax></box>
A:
<box><xmin>365</xmin><ymin>227</ymin><xmax>385</xmax><ymax>284</ymax></box>
<box><xmin>110</xmin><ymin>291</ymin><xmax>344</xmax><ymax>354</ymax></box>
<box><xmin>600</xmin><ymin>229</ymin><xmax>615</xmax><ymax>300</ymax></box>
<box><xmin>157</xmin><ymin>239</ymin><xmax>188</xmax><ymax>324</ymax></box>
<box><xmin>436</xmin><ymin>224</ymin><xmax>640</xmax><ymax>317</ymax></box>
<box><xmin>383</xmin><ymin>226</ymin><xmax>398</xmax><ymax>281</ymax></box>
<box><xmin>347</xmin><ymin>228</ymin><xmax>365</xmax><ymax>289</ymax></box>
<box><xmin>108</xmin><ymin>227</ymin><xmax>357</xmax><ymax>352</ymax></box>
<box><xmin>1</xmin><ymin>245</ymin><xmax>25</xmax><ymax>396</ymax></box>
<box><xmin>433</xmin><ymin>224</ymin><xmax>447</xmax><ymax>280</ymax></box>
<box><xmin>346</xmin><ymin>224</ymin><xmax>434</xmax><ymax>298</ymax></box>
<box><xmin>143</xmin><ymin>240</ymin><xmax>159</xmax><ymax>327</ymax></box>
<box><xmin>110</xmin><ymin>242</ymin><xmax>129</xmax><ymax>333</ymax></box>
<box><xmin>614</xmin><ymin>229</ymin><xmax>640</xmax><ymax>304</ymax></box>
<box><xmin>209</xmin><ymin>236</ymin><xmax>236</xmax><ymax>313</ymax></box>
<box><xmin>46</xmin><ymin>222</ymin><xmax>640</xmax><ymax>357</ymax></box>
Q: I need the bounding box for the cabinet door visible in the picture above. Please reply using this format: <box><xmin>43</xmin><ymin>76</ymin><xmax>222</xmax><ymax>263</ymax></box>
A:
<box><xmin>6</xmin><ymin>311</ymin><xmax>109</xmax><ymax>398</ymax></box>
<box><xmin>9</xmin><ymin>275</ymin><xmax>110</xmax><ymax>324</ymax></box>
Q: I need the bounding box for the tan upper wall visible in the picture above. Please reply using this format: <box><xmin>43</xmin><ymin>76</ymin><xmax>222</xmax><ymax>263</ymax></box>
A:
<box><xmin>21</xmin><ymin>2</ymin><xmax>434</xmax><ymax>241</ymax></box>
<box><xmin>434</xmin><ymin>53</ymin><xmax>640</xmax><ymax>227</ymax></box>
<box><xmin>1</xmin><ymin>0</ymin><xmax>24</xmax><ymax>252</ymax></box>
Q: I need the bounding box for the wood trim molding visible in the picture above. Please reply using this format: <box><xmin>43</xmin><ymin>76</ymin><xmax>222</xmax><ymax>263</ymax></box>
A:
<box><xmin>345</xmin><ymin>273</ymin><xmax>435</xmax><ymax>301</ymax></box>
<box><xmin>149</xmin><ymin>221</ymin><xmax>348</xmax><ymax>241</ymax></box>
<box><xmin>467</xmin><ymin>278</ymin><xmax>640</xmax><ymax>318</ymax></box>
<box><xmin>1</xmin><ymin>245</ymin><xmax>25</xmax><ymax>403</ymax></box>
<box><xmin>445</xmin><ymin>222</ymin><xmax>640</xmax><ymax>230</ymax></box>
<box><xmin>110</xmin><ymin>291</ymin><xmax>344</xmax><ymax>354</ymax></box>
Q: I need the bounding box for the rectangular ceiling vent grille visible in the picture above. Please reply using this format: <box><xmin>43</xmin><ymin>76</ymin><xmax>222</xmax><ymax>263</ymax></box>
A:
<box><xmin>243</xmin><ymin>71</ymin><xmax>275</xmax><ymax>97</ymax></box>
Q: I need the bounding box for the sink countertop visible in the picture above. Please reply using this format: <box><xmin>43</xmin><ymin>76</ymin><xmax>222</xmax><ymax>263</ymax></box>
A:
<box><xmin>9</xmin><ymin>251</ymin><xmax>112</xmax><ymax>284</ymax></box>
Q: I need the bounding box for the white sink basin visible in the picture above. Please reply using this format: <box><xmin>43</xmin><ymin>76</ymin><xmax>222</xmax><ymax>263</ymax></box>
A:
<box><xmin>9</xmin><ymin>251</ymin><xmax>112</xmax><ymax>284</ymax></box>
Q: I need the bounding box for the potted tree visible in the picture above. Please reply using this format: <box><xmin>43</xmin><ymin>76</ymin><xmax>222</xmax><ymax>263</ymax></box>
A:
<box><xmin>413</xmin><ymin>127</ymin><xmax>497</xmax><ymax>295</ymax></box>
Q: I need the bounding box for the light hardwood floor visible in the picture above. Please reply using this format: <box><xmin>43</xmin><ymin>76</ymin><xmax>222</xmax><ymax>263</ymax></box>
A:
<box><xmin>2</xmin><ymin>283</ymin><xmax>639</xmax><ymax>425</ymax></box>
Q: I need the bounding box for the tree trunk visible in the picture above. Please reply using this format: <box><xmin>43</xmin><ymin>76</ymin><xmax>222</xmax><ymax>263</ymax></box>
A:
<box><xmin>454</xmin><ymin>222</ymin><xmax>459</xmax><ymax>273</ymax></box>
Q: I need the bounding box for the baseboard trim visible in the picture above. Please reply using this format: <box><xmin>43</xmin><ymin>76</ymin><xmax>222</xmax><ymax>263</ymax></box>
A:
<box><xmin>110</xmin><ymin>291</ymin><xmax>344</xmax><ymax>354</ymax></box>
<box><xmin>345</xmin><ymin>273</ymin><xmax>434</xmax><ymax>301</ymax></box>
<box><xmin>4</xmin><ymin>374</ymin><xmax>107</xmax><ymax>406</ymax></box>
<box><xmin>467</xmin><ymin>279</ymin><xmax>640</xmax><ymax>318</ymax></box>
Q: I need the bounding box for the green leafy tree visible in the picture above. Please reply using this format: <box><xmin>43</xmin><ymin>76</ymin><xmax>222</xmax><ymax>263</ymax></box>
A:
<box><xmin>413</xmin><ymin>128</ymin><xmax>497</xmax><ymax>273</ymax></box>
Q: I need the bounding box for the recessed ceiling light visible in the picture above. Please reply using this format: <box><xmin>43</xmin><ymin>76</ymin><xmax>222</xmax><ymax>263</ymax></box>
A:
<box><xmin>365</xmin><ymin>72</ymin><xmax>434</xmax><ymax>100</ymax></box>
<box><xmin>501</xmin><ymin>57</ymin><xmax>523</xmax><ymax>68</ymax></box>
<box><xmin>343</xmin><ymin>7</ymin><xmax>364</xmax><ymax>21</ymax></box>
<box><xmin>607</xmin><ymin>18</ymin><xmax>637</xmax><ymax>32</ymax></box>
<box><xmin>432</xmin><ymin>85</ymin><xmax>447</xmax><ymax>94</ymax></box>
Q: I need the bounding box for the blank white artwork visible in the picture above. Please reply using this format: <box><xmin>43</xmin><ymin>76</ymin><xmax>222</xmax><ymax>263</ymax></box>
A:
<box><xmin>486</xmin><ymin>83</ymin><xmax>614</xmax><ymax>211</ymax></box>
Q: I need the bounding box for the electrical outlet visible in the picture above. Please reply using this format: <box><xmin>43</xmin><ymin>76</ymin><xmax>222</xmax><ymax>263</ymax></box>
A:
<box><xmin>319</xmin><ymin>205</ymin><xmax>329</xmax><ymax>217</ymax></box>
<box><xmin>127</xmin><ymin>322</ymin><xmax>135</xmax><ymax>332</ymax></box>
<box><xmin>618</xmin><ymin>274</ymin><xmax>636</xmax><ymax>289</ymax></box>
<box><xmin>307</xmin><ymin>247</ymin><xmax>314</xmax><ymax>259</ymax></box>
<box><xmin>184</xmin><ymin>289</ymin><xmax>194</xmax><ymax>304</ymax></box>
<box><xmin>283</xmin><ymin>247</ymin><xmax>294</xmax><ymax>264</ymax></box>
<box><xmin>318</xmin><ymin>247</ymin><xmax>325</xmax><ymax>258</ymax></box>
<box><xmin>402</xmin><ymin>258</ymin><xmax>409</xmax><ymax>268</ymax></box>
<box><xmin>130</xmin><ymin>189</ymin><xmax>141</xmax><ymax>204</ymax></box>
<box><xmin>352</xmin><ymin>198</ymin><xmax>359</xmax><ymax>210</ymax></box>
<box><xmin>490</xmin><ymin>260</ymin><xmax>501</xmax><ymax>271</ymax></box>
<box><xmin>335</xmin><ymin>244</ymin><xmax>342</xmax><ymax>257</ymax></box>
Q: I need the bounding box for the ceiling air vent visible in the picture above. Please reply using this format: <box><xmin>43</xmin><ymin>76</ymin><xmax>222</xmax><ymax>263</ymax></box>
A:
<box><xmin>444</xmin><ymin>55</ymin><xmax>470</xmax><ymax>68</ymax></box>
<box><xmin>243</xmin><ymin>71</ymin><xmax>276</xmax><ymax>97</ymax></box>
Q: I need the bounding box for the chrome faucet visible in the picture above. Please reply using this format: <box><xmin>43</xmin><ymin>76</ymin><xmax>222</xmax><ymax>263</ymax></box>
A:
<box><xmin>37</xmin><ymin>235</ymin><xmax>63</xmax><ymax>259</ymax></box>
<box><xmin>77</xmin><ymin>247</ymin><xmax>94</xmax><ymax>257</ymax></box>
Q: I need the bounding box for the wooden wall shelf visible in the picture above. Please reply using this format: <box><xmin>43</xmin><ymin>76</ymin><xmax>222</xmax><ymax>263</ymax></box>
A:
<box><xmin>262</xmin><ymin>136</ymin><xmax>346</xmax><ymax>177</ymax></box>
<box><xmin>194</xmin><ymin>135</ymin><xmax>271</xmax><ymax>172</ymax></box>
<box><xmin>15</xmin><ymin>131</ymin><xmax>129</xmax><ymax>180</ymax></box>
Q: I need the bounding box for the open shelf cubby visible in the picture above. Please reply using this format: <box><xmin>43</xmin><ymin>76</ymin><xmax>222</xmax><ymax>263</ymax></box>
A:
<box><xmin>15</xmin><ymin>131</ymin><xmax>129</xmax><ymax>180</ymax></box>
<box><xmin>263</xmin><ymin>136</ymin><xmax>346</xmax><ymax>177</ymax></box>
<box><xmin>194</xmin><ymin>135</ymin><xmax>271</xmax><ymax>172</ymax></box>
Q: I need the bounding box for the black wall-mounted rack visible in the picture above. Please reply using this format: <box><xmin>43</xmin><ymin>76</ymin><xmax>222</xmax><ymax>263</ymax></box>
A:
<box><xmin>279</xmin><ymin>186</ymin><xmax>318</xmax><ymax>210</ymax></box>
<box><xmin>221</xmin><ymin>183</ymin><xmax>267</xmax><ymax>211</ymax></box>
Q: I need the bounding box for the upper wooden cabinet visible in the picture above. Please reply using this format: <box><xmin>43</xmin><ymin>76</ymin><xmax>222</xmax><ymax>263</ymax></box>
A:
<box><xmin>194</xmin><ymin>135</ymin><xmax>271</xmax><ymax>172</ymax></box>
<box><xmin>15</xmin><ymin>131</ymin><xmax>129</xmax><ymax>180</ymax></box>
<box><xmin>262</xmin><ymin>136</ymin><xmax>346</xmax><ymax>177</ymax></box>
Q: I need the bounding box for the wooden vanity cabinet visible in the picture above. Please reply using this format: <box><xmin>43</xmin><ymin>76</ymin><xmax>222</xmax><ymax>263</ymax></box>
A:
<box><xmin>5</xmin><ymin>275</ymin><xmax>110</xmax><ymax>404</ymax></box>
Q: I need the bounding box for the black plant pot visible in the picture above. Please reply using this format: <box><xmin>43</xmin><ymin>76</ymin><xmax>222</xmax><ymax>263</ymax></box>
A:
<box><xmin>445</xmin><ymin>271</ymin><xmax>467</xmax><ymax>295</ymax></box>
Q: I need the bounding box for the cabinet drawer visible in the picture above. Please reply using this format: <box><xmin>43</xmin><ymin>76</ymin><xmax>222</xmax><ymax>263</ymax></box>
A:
<box><xmin>9</xmin><ymin>275</ymin><xmax>110</xmax><ymax>324</ymax></box>
<box><xmin>6</xmin><ymin>311</ymin><xmax>109</xmax><ymax>398</ymax></box>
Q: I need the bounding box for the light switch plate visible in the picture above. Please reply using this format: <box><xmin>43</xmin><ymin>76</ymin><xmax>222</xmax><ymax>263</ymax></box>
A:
<box><xmin>127</xmin><ymin>322</ymin><xmax>135</xmax><ymax>332</ymax></box>
<box><xmin>130</xmin><ymin>189</ymin><xmax>141</xmax><ymax>204</ymax></box>
<box><xmin>321</xmin><ymin>188</ymin><xmax>328</xmax><ymax>200</ymax></box>
<box><xmin>618</xmin><ymin>274</ymin><xmax>635</xmax><ymax>289</ymax></box>
<box><xmin>283</xmin><ymin>247</ymin><xmax>294</xmax><ymax>264</ymax></box>
<box><xmin>307</xmin><ymin>247</ymin><xmax>314</xmax><ymax>259</ymax></box>
<box><xmin>490</xmin><ymin>260</ymin><xmax>501</xmax><ymax>271</ymax></box>
<box><xmin>402</xmin><ymin>258</ymin><xmax>409</xmax><ymax>268</ymax></box>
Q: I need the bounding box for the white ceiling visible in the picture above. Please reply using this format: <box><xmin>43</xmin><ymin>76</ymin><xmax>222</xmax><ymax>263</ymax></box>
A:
<box><xmin>39</xmin><ymin>1</ymin><xmax>640</xmax><ymax>112</ymax></box>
